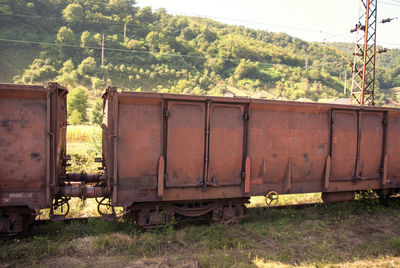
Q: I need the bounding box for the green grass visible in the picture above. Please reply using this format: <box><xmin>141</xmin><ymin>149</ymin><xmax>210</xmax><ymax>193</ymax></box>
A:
<box><xmin>66</xmin><ymin>125</ymin><xmax>102</xmax><ymax>173</ymax></box>
<box><xmin>2</xmin><ymin>198</ymin><xmax>399</xmax><ymax>267</ymax></box>
<box><xmin>67</xmin><ymin>125</ymin><xmax>102</xmax><ymax>143</ymax></box>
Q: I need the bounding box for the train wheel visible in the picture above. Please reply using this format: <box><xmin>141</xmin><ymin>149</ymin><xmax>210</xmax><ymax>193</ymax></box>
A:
<box><xmin>265</xmin><ymin>191</ymin><xmax>279</xmax><ymax>207</ymax></box>
<box><xmin>97</xmin><ymin>197</ymin><xmax>116</xmax><ymax>218</ymax></box>
<box><xmin>50</xmin><ymin>197</ymin><xmax>70</xmax><ymax>220</ymax></box>
<box><xmin>0</xmin><ymin>207</ymin><xmax>35</xmax><ymax>236</ymax></box>
<box><xmin>133</xmin><ymin>208</ymin><xmax>175</xmax><ymax>228</ymax></box>
<box><xmin>211</xmin><ymin>201</ymin><xmax>245</xmax><ymax>224</ymax></box>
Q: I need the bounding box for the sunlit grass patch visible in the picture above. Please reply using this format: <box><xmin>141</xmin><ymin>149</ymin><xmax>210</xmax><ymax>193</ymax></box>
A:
<box><xmin>66</xmin><ymin>125</ymin><xmax>102</xmax><ymax>173</ymax></box>
<box><xmin>252</xmin><ymin>256</ymin><xmax>400</xmax><ymax>268</ymax></box>
<box><xmin>253</xmin><ymin>257</ymin><xmax>293</xmax><ymax>268</ymax></box>
<box><xmin>67</xmin><ymin>125</ymin><xmax>101</xmax><ymax>143</ymax></box>
<box><xmin>199</xmin><ymin>252</ymin><xmax>251</xmax><ymax>267</ymax></box>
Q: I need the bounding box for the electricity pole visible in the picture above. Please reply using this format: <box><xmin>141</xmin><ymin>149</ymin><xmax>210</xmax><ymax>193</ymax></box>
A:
<box><xmin>350</xmin><ymin>0</ymin><xmax>377</xmax><ymax>106</ymax></box>
<box><xmin>101</xmin><ymin>34</ymin><xmax>104</xmax><ymax>66</ymax></box>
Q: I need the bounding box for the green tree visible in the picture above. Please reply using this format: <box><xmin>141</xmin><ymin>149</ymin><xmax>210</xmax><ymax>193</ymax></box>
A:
<box><xmin>78</xmin><ymin>57</ymin><xmax>97</xmax><ymax>76</ymax></box>
<box><xmin>69</xmin><ymin>109</ymin><xmax>83</xmax><ymax>125</ymax></box>
<box><xmin>136</xmin><ymin>6</ymin><xmax>154</xmax><ymax>23</ymax></box>
<box><xmin>92</xmin><ymin>99</ymin><xmax>103</xmax><ymax>125</ymax></box>
<box><xmin>234</xmin><ymin>59</ymin><xmax>260</xmax><ymax>80</ymax></box>
<box><xmin>57</xmin><ymin>26</ymin><xmax>75</xmax><ymax>45</ymax></box>
<box><xmin>81</xmin><ymin>31</ymin><xmax>94</xmax><ymax>47</ymax></box>
<box><xmin>146</xmin><ymin>31</ymin><xmax>164</xmax><ymax>51</ymax></box>
<box><xmin>125</xmin><ymin>39</ymin><xmax>145</xmax><ymax>51</ymax></box>
<box><xmin>68</xmin><ymin>86</ymin><xmax>89</xmax><ymax>123</ymax></box>
<box><xmin>62</xmin><ymin>3</ymin><xmax>84</xmax><ymax>23</ymax></box>
<box><xmin>60</xmin><ymin>59</ymin><xmax>75</xmax><ymax>73</ymax></box>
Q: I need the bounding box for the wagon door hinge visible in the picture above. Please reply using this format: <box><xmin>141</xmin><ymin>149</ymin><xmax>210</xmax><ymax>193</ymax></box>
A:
<box><xmin>382</xmin><ymin>119</ymin><xmax>387</xmax><ymax>126</ymax></box>
<box><xmin>241</xmin><ymin>112</ymin><xmax>249</xmax><ymax>121</ymax></box>
<box><xmin>163</xmin><ymin>110</ymin><xmax>169</xmax><ymax>117</ymax></box>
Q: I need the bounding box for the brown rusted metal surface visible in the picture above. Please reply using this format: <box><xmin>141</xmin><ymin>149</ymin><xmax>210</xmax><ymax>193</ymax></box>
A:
<box><xmin>322</xmin><ymin>191</ymin><xmax>355</xmax><ymax>203</ymax></box>
<box><xmin>0</xmin><ymin>83</ymin><xmax>67</xmax><ymax>210</ymax></box>
<box><xmin>166</xmin><ymin>101</ymin><xmax>205</xmax><ymax>187</ymax></box>
<box><xmin>248</xmin><ymin>104</ymin><xmax>329</xmax><ymax>195</ymax></box>
<box><xmin>358</xmin><ymin>111</ymin><xmax>384</xmax><ymax>179</ymax></box>
<box><xmin>58</xmin><ymin>185</ymin><xmax>108</xmax><ymax>198</ymax></box>
<box><xmin>208</xmin><ymin>103</ymin><xmax>244</xmax><ymax>186</ymax></box>
<box><xmin>101</xmin><ymin>90</ymin><xmax>400</xmax><ymax>209</ymax></box>
<box><xmin>331</xmin><ymin>110</ymin><xmax>358</xmax><ymax>181</ymax></box>
<box><xmin>0</xmin><ymin>83</ymin><xmax>67</xmax><ymax>235</ymax></box>
<box><xmin>386</xmin><ymin>111</ymin><xmax>400</xmax><ymax>184</ymax></box>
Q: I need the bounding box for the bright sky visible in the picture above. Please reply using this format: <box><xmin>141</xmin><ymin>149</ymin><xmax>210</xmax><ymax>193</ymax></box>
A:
<box><xmin>136</xmin><ymin>0</ymin><xmax>400</xmax><ymax>48</ymax></box>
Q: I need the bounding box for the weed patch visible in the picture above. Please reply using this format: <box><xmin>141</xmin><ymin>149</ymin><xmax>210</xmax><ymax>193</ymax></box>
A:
<box><xmin>389</xmin><ymin>237</ymin><xmax>400</xmax><ymax>252</ymax></box>
<box><xmin>90</xmin><ymin>232</ymin><xmax>135</xmax><ymax>253</ymax></box>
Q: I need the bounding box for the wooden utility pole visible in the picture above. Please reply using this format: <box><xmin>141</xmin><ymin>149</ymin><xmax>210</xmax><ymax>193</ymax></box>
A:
<box><xmin>344</xmin><ymin>70</ymin><xmax>347</xmax><ymax>95</ymax></box>
<box><xmin>101</xmin><ymin>34</ymin><xmax>104</xmax><ymax>66</ymax></box>
<box><xmin>124</xmin><ymin>22</ymin><xmax>127</xmax><ymax>39</ymax></box>
<box><xmin>350</xmin><ymin>0</ymin><xmax>377</xmax><ymax>105</ymax></box>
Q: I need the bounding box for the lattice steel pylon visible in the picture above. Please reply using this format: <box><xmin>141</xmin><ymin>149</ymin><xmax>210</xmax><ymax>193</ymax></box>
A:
<box><xmin>350</xmin><ymin>0</ymin><xmax>377</xmax><ymax>106</ymax></box>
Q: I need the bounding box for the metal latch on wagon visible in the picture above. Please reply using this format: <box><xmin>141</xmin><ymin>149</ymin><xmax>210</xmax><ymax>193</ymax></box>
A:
<box><xmin>241</xmin><ymin>112</ymin><xmax>249</xmax><ymax>120</ymax></box>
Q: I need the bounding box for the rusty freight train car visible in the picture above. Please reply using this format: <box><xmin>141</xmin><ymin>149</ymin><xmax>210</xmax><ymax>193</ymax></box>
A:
<box><xmin>102</xmin><ymin>87</ymin><xmax>400</xmax><ymax>227</ymax></box>
<box><xmin>2</xmin><ymin>83</ymin><xmax>400</xmax><ymax>233</ymax></box>
<box><xmin>0</xmin><ymin>83</ymin><xmax>69</xmax><ymax>234</ymax></box>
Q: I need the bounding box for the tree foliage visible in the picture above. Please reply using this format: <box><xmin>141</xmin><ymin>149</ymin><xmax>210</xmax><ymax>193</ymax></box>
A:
<box><xmin>57</xmin><ymin>26</ymin><xmax>75</xmax><ymax>44</ymax></box>
<box><xmin>62</xmin><ymin>3</ymin><xmax>84</xmax><ymax>22</ymax></box>
<box><xmin>68</xmin><ymin>86</ymin><xmax>89</xmax><ymax>124</ymax></box>
<box><xmin>0</xmin><ymin>0</ymin><xmax>399</xmax><ymax>107</ymax></box>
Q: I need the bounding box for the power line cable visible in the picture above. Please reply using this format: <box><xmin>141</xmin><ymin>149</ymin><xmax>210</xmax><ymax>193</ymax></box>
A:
<box><xmin>0</xmin><ymin>13</ymin><xmax>136</xmax><ymax>26</ymax></box>
<box><xmin>0</xmin><ymin>37</ymin><xmax>210</xmax><ymax>59</ymax></box>
<box><xmin>379</xmin><ymin>0</ymin><xmax>400</xmax><ymax>6</ymax></box>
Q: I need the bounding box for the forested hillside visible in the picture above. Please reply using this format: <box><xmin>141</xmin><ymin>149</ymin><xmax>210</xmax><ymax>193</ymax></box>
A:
<box><xmin>1</xmin><ymin>0</ymin><xmax>400</xmax><ymax>123</ymax></box>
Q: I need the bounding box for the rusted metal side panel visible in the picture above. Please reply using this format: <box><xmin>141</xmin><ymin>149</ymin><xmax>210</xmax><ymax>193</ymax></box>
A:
<box><xmin>116</xmin><ymin>97</ymin><xmax>162</xmax><ymax>204</ymax></box>
<box><xmin>102</xmin><ymin>88</ymin><xmax>116</xmax><ymax>197</ymax></box>
<box><xmin>358</xmin><ymin>112</ymin><xmax>383</xmax><ymax>179</ymax></box>
<box><xmin>248</xmin><ymin>104</ymin><xmax>329</xmax><ymax>195</ymax></box>
<box><xmin>208</xmin><ymin>104</ymin><xmax>244</xmax><ymax>186</ymax></box>
<box><xmin>49</xmin><ymin>83</ymin><xmax>68</xmax><ymax>201</ymax></box>
<box><xmin>330</xmin><ymin>110</ymin><xmax>358</xmax><ymax>181</ymax></box>
<box><xmin>112</xmin><ymin>94</ymin><xmax>119</xmax><ymax>203</ymax></box>
<box><xmin>386</xmin><ymin>112</ymin><xmax>400</xmax><ymax>185</ymax></box>
<box><xmin>166</xmin><ymin>101</ymin><xmax>205</xmax><ymax>188</ymax></box>
<box><xmin>106</xmin><ymin>91</ymin><xmax>400</xmax><ymax>207</ymax></box>
<box><xmin>0</xmin><ymin>83</ymin><xmax>67</xmax><ymax>209</ymax></box>
<box><xmin>0</xmin><ymin>96</ymin><xmax>47</xmax><ymax>190</ymax></box>
<box><xmin>54</xmin><ymin>85</ymin><xmax>68</xmax><ymax>181</ymax></box>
